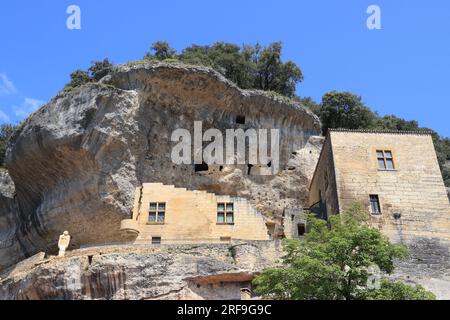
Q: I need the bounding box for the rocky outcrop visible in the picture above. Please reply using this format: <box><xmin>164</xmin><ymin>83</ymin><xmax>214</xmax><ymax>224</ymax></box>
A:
<box><xmin>0</xmin><ymin>169</ymin><xmax>26</xmax><ymax>271</ymax></box>
<box><xmin>392</xmin><ymin>237</ymin><xmax>450</xmax><ymax>300</ymax></box>
<box><xmin>1</xmin><ymin>62</ymin><xmax>321</xmax><ymax>270</ymax></box>
<box><xmin>0</xmin><ymin>241</ymin><xmax>282</xmax><ymax>300</ymax></box>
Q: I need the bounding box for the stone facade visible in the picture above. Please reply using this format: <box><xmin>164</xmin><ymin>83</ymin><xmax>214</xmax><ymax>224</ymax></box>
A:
<box><xmin>309</xmin><ymin>129</ymin><xmax>450</xmax><ymax>242</ymax></box>
<box><xmin>120</xmin><ymin>183</ymin><xmax>270</xmax><ymax>245</ymax></box>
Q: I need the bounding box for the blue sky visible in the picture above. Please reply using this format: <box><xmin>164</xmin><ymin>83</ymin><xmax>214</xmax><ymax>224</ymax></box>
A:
<box><xmin>0</xmin><ymin>0</ymin><xmax>449</xmax><ymax>136</ymax></box>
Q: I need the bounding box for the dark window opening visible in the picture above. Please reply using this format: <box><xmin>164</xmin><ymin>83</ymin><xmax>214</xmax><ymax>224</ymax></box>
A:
<box><xmin>236</xmin><ymin>115</ymin><xmax>246</xmax><ymax>125</ymax></box>
<box><xmin>298</xmin><ymin>223</ymin><xmax>306</xmax><ymax>236</ymax></box>
<box><xmin>247</xmin><ymin>164</ymin><xmax>253</xmax><ymax>175</ymax></box>
<box><xmin>219</xmin><ymin>165</ymin><xmax>224</xmax><ymax>172</ymax></box>
<box><xmin>195</xmin><ymin>162</ymin><xmax>209</xmax><ymax>172</ymax></box>
<box><xmin>370</xmin><ymin>195</ymin><xmax>381</xmax><ymax>215</ymax></box>
<box><xmin>267</xmin><ymin>161</ymin><xmax>272</xmax><ymax>168</ymax></box>
<box><xmin>152</xmin><ymin>237</ymin><xmax>162</xmax><ymax>245</ymax></box>
<box><xmin>88</xmin><ymin>255</ymin><xmax>93</xmax><ymax>265</ymax></box>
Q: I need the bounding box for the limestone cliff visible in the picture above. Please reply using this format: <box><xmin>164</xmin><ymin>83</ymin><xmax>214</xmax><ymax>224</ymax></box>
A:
<box><xmin>0</xmin><ymin>169</ymin><xmax>26</xmax><ymax>269</ymax></box>
<box><xmin>0</xmin><ymin>62</ymin><xmax>321</xmax><ymax>271</ymax></box>
<box><xmin>0</xmin><ymin>242</ymin><xmax>281</xmax><ymax>300</ymax></box>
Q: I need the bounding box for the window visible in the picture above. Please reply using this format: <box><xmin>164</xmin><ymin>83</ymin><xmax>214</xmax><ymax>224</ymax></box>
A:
<box><xmin>218</xmin><ymin>202</ymin><xmax>234</xmax><ymax>224</ymax></box>
<box><xmin>377</xmin><ymin>150</ymin><xmax>395</xmax><ymax>170</ymax></box>
<box><xmin>151</xmin><ymin>237</ymin><xmax>161</xmax><ymax>245</ymax></box>
<box><xmin>149</xmin><ymin>202</ymin><xmax>166</xmax><ymax>224</ymax></box>
<box><xmin>297</xmin><ymin>223</ymin><xmax>306</xmax><ymax>236</ymax></box>
<box><xmin>195</xmin><ymin>162</ymin><xmax>209</xmax><ymax>173</ymax></box>
<box><xmin>370</xmin><ymin>195</ymin><xmax>381</xmax><ymax>215</ymax></box>
<box><xmin>236</xmin><ymin>115</ymin><xmax>246</xmax><ymax>125</ymax></box>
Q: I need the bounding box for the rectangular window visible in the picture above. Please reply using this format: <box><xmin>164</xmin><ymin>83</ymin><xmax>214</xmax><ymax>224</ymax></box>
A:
<box><xmin>218</xmin><ymin>202</ymin><xmax>234</xmax><ymax>224</ymax></box>
<box><xmin>298</xmin><ymin>223</ymin><xmax>306</xmax><ymax>236</ymax></box>
<box><xmin>370</xmin><ymin>195</ymin><xmax>381</xmax><ymax>215</ymax></box>
<box><xmin>377</xmin><ymin>150</ymin><xmax>395</xmax><ymax>170</ymax></box>
<box><xmin>151</xmin><ymin>237</ymin><xmax>161</xmax><ymax>245</ymax></box>
<box><xmin>149</xmin><ymin>202</ymin><xmax>166</xmax><ymax>224</ymax></box>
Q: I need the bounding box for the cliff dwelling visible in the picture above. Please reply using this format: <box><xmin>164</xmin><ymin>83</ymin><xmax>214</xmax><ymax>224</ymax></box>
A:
<box><xmin>120</xmin><ymin>183</ymin><xmax>271</xmax><ymax>244</ymax></box>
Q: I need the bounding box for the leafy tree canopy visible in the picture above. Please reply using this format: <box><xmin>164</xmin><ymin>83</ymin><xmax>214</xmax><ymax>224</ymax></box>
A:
<box><xmin>88</xmin><ymin>58</ymin><xmax>113</xmax><ymax>81</ymax></box>
<box><xmin>145</xmin><ymin>41</ymin><xmax>304</xmax><ymax>97</ymax></box>
<box><xmin>366</xmin><ymin>279</ymin><xmax>436</xmax><ymax>300</ymax></box>
<box><xmin>65</xmin><ymin>59</ymin><xmax>114</xmax><ymax>90</ymax></box>
<box><xmin>253</xmin><ymin>204</ymin><xmax>435</xmax><ymax>300</ymax></box>
<box><xmin>318</xmin><ymin>91</ymin><xmax>376</xmax><ymax>135</ymax></box>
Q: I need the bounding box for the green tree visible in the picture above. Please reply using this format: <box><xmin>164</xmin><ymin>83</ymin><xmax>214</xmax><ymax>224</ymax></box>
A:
<box><xmin>179</xmin><ymin>41</ymin><xmax>303</xmax><ymax>97</ymax></box>
<box><xmin>145</xmin><ymin>41</ymin><xmax>177</xmax><ymax>61</ymax></box>
<box><xmin>0</xmin><ymin>124</ymin><xmax>16</xmax><ymax>166</ymax></box>
<box><xmin>65</xmin><ymin>69</ymin><xmax>91</xmax><ymax>89</ymax></box>
<box><xmin>318</xmin><ymin>91</ymin><xmax>376</xmax><ymax>135</ymax></box>
<box><xmin>88</xmin><ymin>58</ymin><xmax>113</xmax><ymax>81</ymax></box>
<box><xmin>367</xmin><ymin>280</ymin><xmax>435</xmax><ymax>300</ymax></box>
<box><xmin>374</xmin><ymin>114</ymin><xmax>420</xmax><ymax>131</ymax></box>
<box><xmin>253</xmin><ymin>204</ymin><xmax>435</xmax><ymax>300</ymax></box>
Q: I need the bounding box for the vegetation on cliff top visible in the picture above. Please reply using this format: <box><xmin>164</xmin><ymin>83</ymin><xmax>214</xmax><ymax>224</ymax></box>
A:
<box><xmin>253</xmin><ymin>205</ymin><xmax>436</xmax><ymax>300</ymax></box>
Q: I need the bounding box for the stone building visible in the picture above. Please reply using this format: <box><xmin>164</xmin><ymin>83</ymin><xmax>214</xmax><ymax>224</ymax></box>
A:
<box><xmin>309</xmin><ymin>129</ymin><xmax>450</xmax><ymax>242</ymax></box>
<box><xmin>120</xmin><ymin>183</ymin><xmax>270</xmax><ymax>245</ymax></box>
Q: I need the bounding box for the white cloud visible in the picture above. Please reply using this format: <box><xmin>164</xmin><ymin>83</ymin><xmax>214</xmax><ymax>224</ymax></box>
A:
<box><xmin>13</xmin><ymin>98</ymin><xmax>44</xmax><ymax>117</ymax></box>
<box><xmin>0</xmin><ymin>73</ymin><xmax>17</xmax><ymax>95</ymax></box>
<box><xmin>0</xmin><ymin>110</ymin><xmax>10</xmax><ymax>122</ymax></box>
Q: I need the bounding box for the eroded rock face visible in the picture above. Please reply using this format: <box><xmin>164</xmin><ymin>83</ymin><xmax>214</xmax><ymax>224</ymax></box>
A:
<box><xmin>1</xmin><ymin>62</ymin><xmax>321</xmax><ymax>269</ymax></box>
<box><xmin>0</xmin><ymin>242</ymin><xmax>282</xmax><ymax>300</ymax></box>
<box><xmin>0</xmin><ymin>169</ymin><xmax>26</xmax><ymax>271</ymax></box>
<box><xmin>392</xmin><ymin>238</ymin><xmax>450</xmax><ymax>300</ymax></box>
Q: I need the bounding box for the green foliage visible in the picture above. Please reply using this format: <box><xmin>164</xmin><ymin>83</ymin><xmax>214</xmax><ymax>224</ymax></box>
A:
<box><xmin>318</xmin><ymin>91</ymin><xmax>376</xmax><ymax>135</ymax></box>
<box><xmin>65</xmin><ymin>59</ymin><xmax>114</xmax><ymax>90</ymax></box>
<box><xmin>146</xmin><ymin>40</ymin><xmax>304</xmax><ymax>97</ymax></box>
<box><xmin>65</xmin><ymin>69</ymin><xmax>91</xmax><ymax>90</ymax></box>
<box><xmin>145</xmin><ymin>41</ymin><xmax>177</xmax><ymax>61</ymax></box>
<box><xmin>0</xmin><ymin>124</ymin><xmax>16</xmax><ymax>166</ymax></box>
<box><xmin>252</xmin><ymin>204</ymin><xmax>431</xmax><ymax>300</ymax></box>
<box><xmin>295</xmin><ymin>96</ymin><xmax>321</xmax><ymax>115</ymax></box>
<box><xmin>374</xmin><ymin>114</ymin><xmax>420</xmax><ymax>131</ymax></box>
<box><xmin>366</xmin><ymin>280</ymin><xmax>436</xmax><ymax>300</ymax></box>
<box><xmin>88</xmin><ymin>58</ymin><xmax>113</xmax><ymax>81</ymax></box>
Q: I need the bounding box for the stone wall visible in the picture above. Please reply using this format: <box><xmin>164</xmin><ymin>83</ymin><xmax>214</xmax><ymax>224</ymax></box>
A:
<box><xmin>391</xmin><ymin>237</ymin><xmax>450</xmax><ymax>300</ymax></box>
<box><xmin>329</xmin><ymin>130</ymin><xmax>450</xmax><ymax>242</ymax></box>
<box><xmin>123</xmin><ymin>183</ymin><xmax>270</xmax><ymax>244</ymax></box>
<box><xmin>308</xmin><ymin>137</ymin><xmax>339</xmax><ymax>218</ymax></box>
